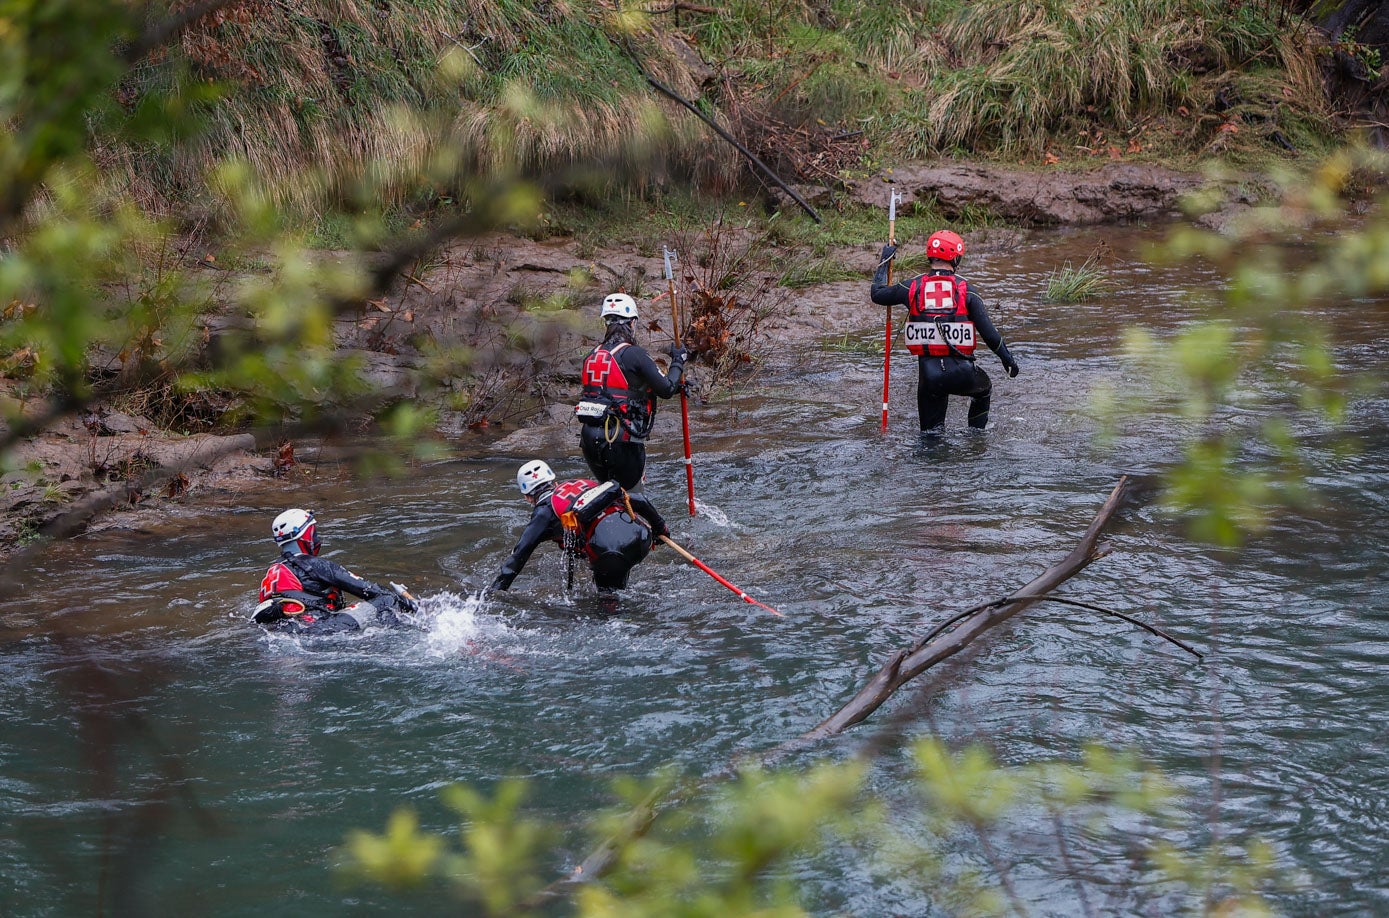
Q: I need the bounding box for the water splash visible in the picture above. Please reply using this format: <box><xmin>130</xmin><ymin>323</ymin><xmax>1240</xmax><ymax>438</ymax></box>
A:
<box><xmin>692</xmin><ymin>499</ymin><xmax>730</xmax><ymax>526</ymax></box>
<box><xmin>419</xmin><ymin>590</ymin><xmax>502</xmax><ymax>657</ymax></box>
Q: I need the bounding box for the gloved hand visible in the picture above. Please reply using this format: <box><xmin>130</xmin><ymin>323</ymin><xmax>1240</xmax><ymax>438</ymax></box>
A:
<box><xmin>491</xmin><ymin>569</ymin><xmax>515</xmax><ymax>592</ymax></box>
<box><xmin>387</xmin><ymin>583</ymin><xmax>420</xmax><ymax>614</ymax></box>
<box><xmin>1003</xmin><ymin>356</ymin><xmax>1019</xmax><ymax>378</ymax></box>
<box><xmin>666</xmin><ymin>343</ymin><xmax>689</xmax><ymax>365</ymax></box>
<box><xmin>879</xmin><ymin>243</ymin><xmax>898</xmax><ymax>264</ymax></box>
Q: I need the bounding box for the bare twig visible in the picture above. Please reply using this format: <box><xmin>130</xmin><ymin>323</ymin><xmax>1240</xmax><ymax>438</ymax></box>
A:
<box><xmin>1050</xmin><ymin>807</ymin><xmax>1098</xmax><ymax>918</ymax></box>
<box><xmin>437</xmin><ymin>27</ymin><xmax>487</xmax><ymax>67</ymax></box>
<box><xmin>544</xmin><ymin>478</ymin><xmax>1150</xmax><ymax>904</ymax></box>
<box><xmin>1010</xmin><ymin>594</ymin><xmax>1203</xmax><ymax>660</ymax></box>
<box><xmin>617</xmin><ymin>41</ymin><xmax>822</xmax><ymax>223</ymax></box>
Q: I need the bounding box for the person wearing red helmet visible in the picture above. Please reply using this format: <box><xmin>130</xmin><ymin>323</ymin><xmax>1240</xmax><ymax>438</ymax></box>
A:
<box><xmin>871</xmin><ymin>229</ymin><xmax>1019</xmax><ymax>431</ymax></box>
<box><xmin>574</xmin><ymin>292</ymin><xmax>688</xmax><ymax>490</ymax></box>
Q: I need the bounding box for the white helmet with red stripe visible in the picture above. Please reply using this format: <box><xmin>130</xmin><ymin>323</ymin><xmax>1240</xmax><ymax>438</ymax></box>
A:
<box><xmin>272</xmin><ymin>508</ymin><xmax>320</xmax><ymax>555</ymax></box>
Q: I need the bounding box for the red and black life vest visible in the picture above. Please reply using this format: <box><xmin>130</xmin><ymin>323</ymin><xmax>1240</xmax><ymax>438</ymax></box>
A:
<box><xmin>905</xmin><ymin>273</ymin><xmax>976</xmax><ymax>357</ymax></box>
<box><xmin>577</xmin><ymin>342</ymin><xmax>654</xmax><ymax>435</ymax></box>
<box><xmin>550</xmin><ymin>479</ymin><xmax>624</xmax><ymax>560</ymax></box>
<box><xmin>259</xmin><ymin>562</ymin><xmax>303</xmax><ymax>601</ymax></box>
<box><xmin>258</xmin><ymin>558</ymin><xmax>341</xmax><ymax>610</ymax></box>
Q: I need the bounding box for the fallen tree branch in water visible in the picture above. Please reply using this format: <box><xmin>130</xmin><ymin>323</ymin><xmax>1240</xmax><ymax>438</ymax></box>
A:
<box><xmin>798</xmin><ymin>475</ymin><xmax>1136</xmax><ymax>743</ymax></box>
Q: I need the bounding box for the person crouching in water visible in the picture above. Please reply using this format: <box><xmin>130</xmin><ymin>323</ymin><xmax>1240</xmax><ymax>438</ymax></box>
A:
<box><xmin>574</xmin><ymin>292</ymin><xmax>688</xmax><ymax>490</ymax></box>
<box><xmin>491</xmin><ymin>460</ymin><xmax>670</xmax><ymax>599</ymax></box>
<box><xmin>871</xmin><ymin>230</ymin><xmax>1020</xmax><ymax>432</ymax></box>
<box><xmin>254</xmin><ymin>508</ymin><xmax>415</xmax><ymax>634</ymax></box>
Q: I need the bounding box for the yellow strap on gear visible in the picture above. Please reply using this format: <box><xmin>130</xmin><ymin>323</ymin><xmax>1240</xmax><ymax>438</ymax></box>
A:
<box><xmin>561</xmin><ymin>510</ymin><xmax>579</xmax><ymax>532</ymax></box>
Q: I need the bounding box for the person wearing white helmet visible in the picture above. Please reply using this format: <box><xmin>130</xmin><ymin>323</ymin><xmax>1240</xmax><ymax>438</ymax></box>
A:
<box><xmin>573</xmin><ymin>292</ymin><xmax>688</xmax><ymax>490</ymax></box>
<box><xmin>254</xmin><ymin>508</ymin><xmax>415</xmax><ymax>634</ymax></box>
<box><xmin>872</xmin><ymin>229</ymin><xmax>1019</xmax><ymax>431</ymax></box>
<box><xmin>491</xmin><ymin>459</ymin><xmax>670</xmax><ymax>597</ymax></box>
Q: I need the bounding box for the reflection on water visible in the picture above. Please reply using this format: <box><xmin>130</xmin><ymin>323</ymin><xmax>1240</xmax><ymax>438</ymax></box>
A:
<box><xmin>2</xmin><ymin>225</ymin><xmax>1388</xmax><ymax>915</ymax></box>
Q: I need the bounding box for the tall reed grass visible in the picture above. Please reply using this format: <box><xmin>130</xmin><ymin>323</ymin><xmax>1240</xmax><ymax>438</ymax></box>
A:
<box><xmin>102</xmin><ymin>0</ymin><xmax>1342</xmax><ymax>214</ymax></box>
<box><xmin>904</xmin><ymin>0</ymin><xmax>1331</xmax><ymax>158</ymax></box>
<box><xmin>1045</xmin><ymin>257</ymin><xmax>1111</xmax><ymax>303</ymax></box>
<box><xmin>110</xmin><ymin>0</ymin><xmax>715</xmax><ymax>211</ymax></box>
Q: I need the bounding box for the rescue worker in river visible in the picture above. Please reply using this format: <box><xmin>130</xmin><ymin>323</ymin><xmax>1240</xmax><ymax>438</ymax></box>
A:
<box><xmin>574</xmin><ymin>292</ymin><xmax>688</xmax><ymax>490</ymax></box>
<box><xmin>253</xmin><ymin>508</ymin><xmax>417</xmax><ymax>634</ymax></box>
<box><xmin>491</xmin><ymin>460</ymin><xmax>670</xmax><ymax>597</ymax></box>
<box><xmin>872</xmin><ymin>230</ymin><xmax>1020</xmax><ymax>431</ymax></box>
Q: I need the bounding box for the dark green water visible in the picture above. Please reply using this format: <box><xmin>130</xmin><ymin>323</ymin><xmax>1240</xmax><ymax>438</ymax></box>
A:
<box><xmin>2</xmin><ymin>228</ymin><xmax>1386</xmax><ymax>916</ymax></box>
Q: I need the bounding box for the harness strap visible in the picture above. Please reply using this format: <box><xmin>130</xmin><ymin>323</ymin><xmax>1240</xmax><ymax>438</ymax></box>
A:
<box><xmin>933</xmin><ymin>314</ymin><xmax>974</xmax><ymax>362</ymax></box>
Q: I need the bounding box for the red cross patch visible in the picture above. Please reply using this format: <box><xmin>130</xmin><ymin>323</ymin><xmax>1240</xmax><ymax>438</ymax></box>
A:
<box><xmin>583</xmin><ymin>350</ymin><xmax>617</xmax><ymax>387</ymax></box>
<box><xmin>258</xmin><ymin>563</ymin><xmax>303</xmax><ymax>601</ymax></box>
<box><xmin>920</xmin><ymin>278</ymin><xmax>954</xmax><ymax>312</ymax></box>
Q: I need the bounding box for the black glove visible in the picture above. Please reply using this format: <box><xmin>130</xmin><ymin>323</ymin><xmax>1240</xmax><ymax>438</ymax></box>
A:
<box><xmin>879</xmin><ymin>244</ymin><xmax>898</xmax><ymax>264</ymax></box>
<box><xmin>491</xmin><ymin>570</ymin><xmax>515</xmax><ymax>592</ymax></box>
<box><xmin>999</xmin><ymin>346</ymin><xmax>1019</xmax><ymax>378</ymax></box>
<box><xmin>666</xmin><ymin>344</ymin><xmax>689</xmax><ymax>365</ymax></box>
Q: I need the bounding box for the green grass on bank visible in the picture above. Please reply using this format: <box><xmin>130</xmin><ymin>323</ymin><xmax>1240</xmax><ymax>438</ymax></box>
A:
<box><xmin>100</xmin><ymin>0</ymin><xmax>1345</xmax><ymax>213</ymax></box>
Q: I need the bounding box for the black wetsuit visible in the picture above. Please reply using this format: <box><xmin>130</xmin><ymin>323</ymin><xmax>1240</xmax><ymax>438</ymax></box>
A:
<box><xmin>576</xmin><ymin>325</ymin><xmax>685</xmax><ymax>490</ymax></box>
<box><xmin>871</xmin><ymin>260</ymin><xmax>1018</xmax><ymax>430</ymax></box>
<box><xmin>492</xmin><ymin>482</ymin><xmax>670</xmax><ymax>593</ymax></box>
<box><xmin>257</xmin><ymin>550</ymin><xmax>405</xmax><ymax>634</ymax></box>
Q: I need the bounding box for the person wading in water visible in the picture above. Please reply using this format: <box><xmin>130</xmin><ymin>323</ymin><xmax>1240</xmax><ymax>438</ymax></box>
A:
<box><xmin>491</xmin><ymin>460</ymin><xmax>670</xmax><ymax>600</ymax></box>
<box><xmin>871</xmin><ymin>230</ymin><xmax>1020</xmax><ymax>432</ymax></box>
<box><xmin>574</xmin><ymin>293</ymin><xmax>688</xmax><ymax>490</ymax></box>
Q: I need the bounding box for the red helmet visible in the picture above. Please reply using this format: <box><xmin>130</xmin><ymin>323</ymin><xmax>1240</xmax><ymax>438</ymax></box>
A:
<box><xmin>926</xmin><ymin>230</ymin><xmax>965</xmax><ymax>262</ymax></box>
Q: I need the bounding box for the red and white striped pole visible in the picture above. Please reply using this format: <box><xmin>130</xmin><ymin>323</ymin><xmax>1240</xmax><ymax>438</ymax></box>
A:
<box><xmin>880</xmin><ymin>188</ymin><xmax>902</xmax><ymax>433</ymax></box>
<box><xmin>664</xmin><ymin>245</ymin><xmax>697</xmax><ymax>516</ymax></box>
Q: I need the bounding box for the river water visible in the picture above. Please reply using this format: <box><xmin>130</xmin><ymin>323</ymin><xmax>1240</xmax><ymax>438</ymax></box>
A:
<box><xmin>2</xmin><ymin>226</ymin><xmax>1386</xmax><ymax>916</ymax></box>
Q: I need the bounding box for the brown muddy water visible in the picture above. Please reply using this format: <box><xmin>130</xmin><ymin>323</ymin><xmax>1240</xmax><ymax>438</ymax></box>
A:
<box><xmin>2</xmin><ymin>225</ymin><xmax>1386</xmax><ymax>916</ymax></box>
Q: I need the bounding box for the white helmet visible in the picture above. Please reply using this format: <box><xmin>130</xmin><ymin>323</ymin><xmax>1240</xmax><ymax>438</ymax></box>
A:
<box><xmin>516</xmin><ymin>459</ymin><xmax>556</xmax><ymax>496</ymax></box>
<box><xmin>600</xmin><ymin>293</ymin><xmax>638</xmax><ymax>321</ymax></box>
<box><xmin>272</xmin><ymin>508</ymin><xmax>320</xmax><ymax>555</ymax></box>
